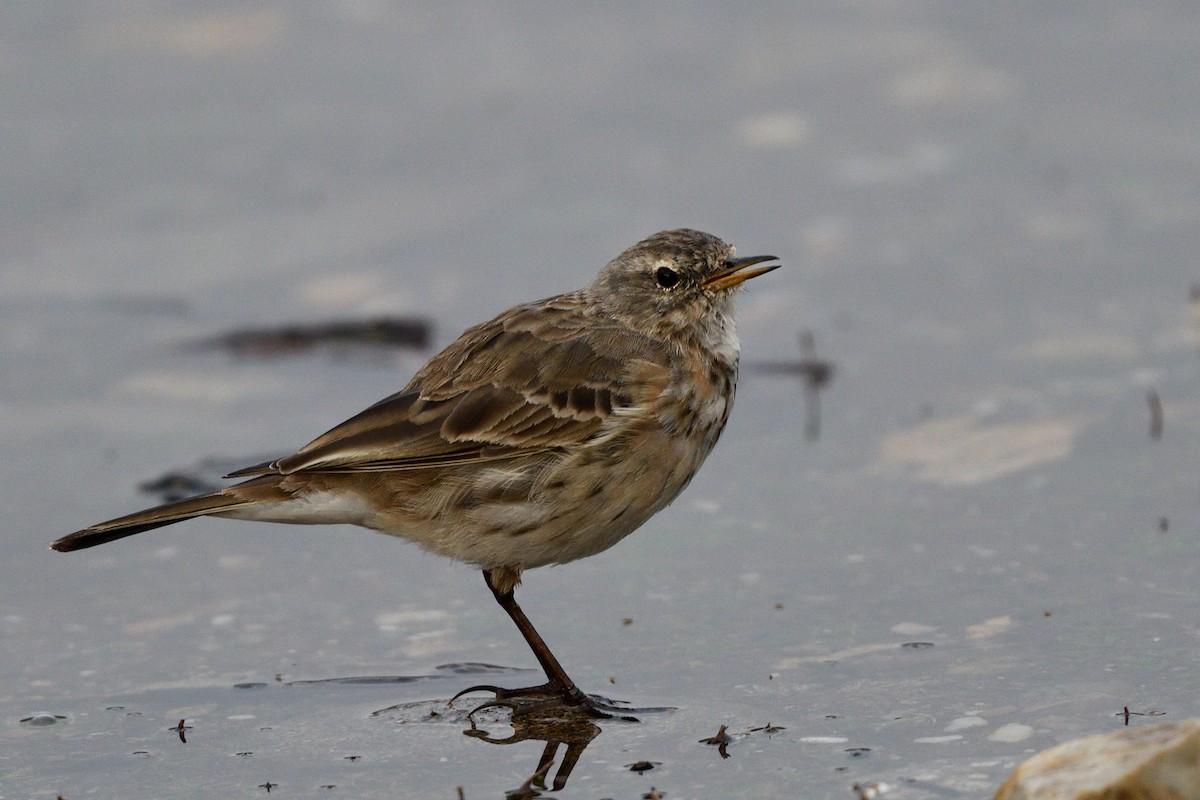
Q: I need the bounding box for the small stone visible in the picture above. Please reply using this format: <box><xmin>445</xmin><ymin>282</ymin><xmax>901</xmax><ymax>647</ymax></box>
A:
<box><xmin>22</xmin><ymin>713</ymin><xmax>65</xmax><ymax>727</ymax></box>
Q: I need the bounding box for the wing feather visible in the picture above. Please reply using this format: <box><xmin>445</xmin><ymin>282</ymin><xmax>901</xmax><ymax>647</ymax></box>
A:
<box><xmin>227</xmin><ymin>297</ymin><xmax>670</xmax><ymax>478</ymax></box>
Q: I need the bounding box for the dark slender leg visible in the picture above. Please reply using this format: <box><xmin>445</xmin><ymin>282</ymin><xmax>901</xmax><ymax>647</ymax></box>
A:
<box><xmin>452</xmin><ymin>569</ymin><xmax>669</xmax><ymax>719</ymax></box>
<box><xmin>482</xmin><ymin>569</ymin><xmax>587</xmax><ymax>705</ymax></box>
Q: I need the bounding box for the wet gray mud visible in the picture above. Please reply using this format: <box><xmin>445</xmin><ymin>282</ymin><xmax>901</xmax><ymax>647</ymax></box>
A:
<box><xmin>4</xmin><ymin>3</ymin><xmax>1199</xmax><ymax>798</ymax></box>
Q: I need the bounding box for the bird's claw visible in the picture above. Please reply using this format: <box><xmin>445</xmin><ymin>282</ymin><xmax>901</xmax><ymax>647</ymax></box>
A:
<box><xmin>450</xmin><ymin>681</ymin><xmax>668</xmax><ymax>721</ymax></box>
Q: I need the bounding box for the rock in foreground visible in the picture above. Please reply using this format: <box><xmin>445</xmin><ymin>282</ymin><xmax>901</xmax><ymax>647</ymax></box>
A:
<box><xmin>995</xmin><ymin>717</ymin><xmax>1200</xmax><ymax>799</ymax></box>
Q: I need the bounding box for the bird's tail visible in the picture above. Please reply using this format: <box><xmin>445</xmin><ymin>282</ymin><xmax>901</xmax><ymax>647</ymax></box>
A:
<box><xmin>51</xmin><ymin>481</ymin><xmax>279</xmax><ymax>552</ymax></box>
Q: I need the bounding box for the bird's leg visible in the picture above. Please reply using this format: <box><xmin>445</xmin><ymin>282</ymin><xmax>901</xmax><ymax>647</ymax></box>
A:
<box><xmin>451</xmin><ymin>569</ymin><xmax>641</xmax><ymax>719</ymax></box>
<box><xmin>484</xmin><ymin>568</ymin><xmax>588</xmax><ymax>704</ymax></box>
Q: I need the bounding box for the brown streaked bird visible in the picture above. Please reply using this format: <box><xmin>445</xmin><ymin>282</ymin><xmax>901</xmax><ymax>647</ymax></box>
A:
<box><xmin>52</xmin><ymin>228</ymin><xmax>779</xmax><ymax>716</ymax></box>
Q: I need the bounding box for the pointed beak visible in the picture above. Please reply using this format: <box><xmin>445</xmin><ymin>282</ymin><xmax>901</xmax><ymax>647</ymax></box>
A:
<box><xmin>701</xmin><ymin>254</ymin><xmax>781</xmax><ymax>291</ymax></box>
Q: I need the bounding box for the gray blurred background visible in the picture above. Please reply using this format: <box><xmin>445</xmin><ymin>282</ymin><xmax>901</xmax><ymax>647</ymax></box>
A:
<box><xmin>3</xmin><ymin>3</ymin><xmax>1198</xmax><ymax>798</ymax></box>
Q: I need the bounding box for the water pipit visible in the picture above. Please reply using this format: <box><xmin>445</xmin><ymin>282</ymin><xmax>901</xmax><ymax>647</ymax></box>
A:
<box><xmin>52</xmin><ymin>228</ymin><xmax>779</xmax><ymax>717</ymax></box>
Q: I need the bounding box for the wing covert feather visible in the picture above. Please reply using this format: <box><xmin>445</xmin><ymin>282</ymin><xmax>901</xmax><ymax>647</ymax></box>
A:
<box><xmin>229</xmin><ymin>299</ymin><xmax>671</xmax><ymax>477</ymax></box>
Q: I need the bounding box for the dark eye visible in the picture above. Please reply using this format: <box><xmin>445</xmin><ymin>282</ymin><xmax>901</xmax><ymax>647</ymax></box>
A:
<box><xmin>655</xmin><ymin>266</ymin><xmax>680</xmax><ymax>289</ymax></box>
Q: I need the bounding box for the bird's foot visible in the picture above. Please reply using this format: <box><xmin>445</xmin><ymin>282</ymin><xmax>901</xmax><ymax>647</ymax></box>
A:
<box><xmin>450</xmin><ymin>681</ymin><xmax>668</xmax><ymax>721</ymax></box>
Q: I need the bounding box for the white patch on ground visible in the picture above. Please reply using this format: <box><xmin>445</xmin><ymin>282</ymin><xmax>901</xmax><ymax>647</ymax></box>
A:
<box><xmin>888</xmin><ymin>57</ymin><xmax>1015</xmax><ymax>107</ymax></box>
<box><xmin>115</xmin><ymin>371</ymin><xmax>283</xmax><ymax>404</ymax></box>
<box><xmin>967</xmin><ymin>616</ymin><xmax>1016</xmax><ymax>640</ymax></box>
<box><xmin>872</xmin><ymin>414</ymin><xmax>1092</xmax><ymax>485</ymax></box>
<box><xmin>1009</xmin><ymin>333</ymin><xmax>1140</xmax><ymax>362</ymax></box>
<box><xmin>689</xmin><ymin>498</ymin><xmax>721</xmax><ymax>515</ymax></box>
<box><xmin>946</xmin><ymin>716</ymin><xmax>988</xmax><ymax>732</ymax></box>
<box><xmin>774</xmin><ymin>642</ymin><xmax>904</xmax><ymax>669</ymax></box>
<box><xmin>737</xmin><ymin>112</ymin><xmax>809</xmax><ymax>148</ymax></box>
<box><xmin>82</xmin><ymin>9</ymin><xmax>286</xmax><ymax>57</ymax></box>
<box><xmin>989</xmin><ymin>723</ymin><xmax>1035</xmax><ymax>743</ymax></box>
<box><xmin>374</xmin><ymin>609</ymin><xmax>452</xmax><ymax>632</ymax></box>
<box><xmin>401</xmin><ymin>629</ymin><xmax>459</xmax><ymax>660</ymax></box>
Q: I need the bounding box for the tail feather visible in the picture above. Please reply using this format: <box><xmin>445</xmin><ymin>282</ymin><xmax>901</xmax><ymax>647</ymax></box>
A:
<box><xmin>51</xmin><ymin>491</ymin><xmax>258</xmax><ymax>552</ymax></box>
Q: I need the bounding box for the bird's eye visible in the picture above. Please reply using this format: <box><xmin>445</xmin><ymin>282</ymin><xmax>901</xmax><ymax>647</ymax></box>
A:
<box><xmin>654</xmin><ymin>266</ymin><xmax>681</xmax><ymax>289</ymax></box>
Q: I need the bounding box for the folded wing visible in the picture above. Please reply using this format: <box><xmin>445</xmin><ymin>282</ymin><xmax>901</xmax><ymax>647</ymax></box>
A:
<box><xmin>228</xmin><ymin>299</ymin><xmax>670</xmax><ymax>477</ymax></box>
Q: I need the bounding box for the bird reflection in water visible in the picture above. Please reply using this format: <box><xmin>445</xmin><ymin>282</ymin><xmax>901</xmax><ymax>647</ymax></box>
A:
<box><xmin>374</xmin><ymin>688</ymin><xmax>660</xmax><ymax>797</ymax></box>
<box><xmin>464</xmin><ymin>705</ymin><xmax>602</xmax><ymax>798</ymax></box>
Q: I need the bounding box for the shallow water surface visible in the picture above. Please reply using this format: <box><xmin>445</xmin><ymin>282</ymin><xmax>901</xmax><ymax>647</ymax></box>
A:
<box><xmin>3</xmin><ymin>3</ymin><xmax>1199</xmax><ymax>798</ymax></box>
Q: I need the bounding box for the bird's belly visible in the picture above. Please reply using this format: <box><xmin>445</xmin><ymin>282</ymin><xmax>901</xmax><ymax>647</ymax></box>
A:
<box><xmin>519</xmin><ymin>421</ymin><xmax>723</xmax><ymax>568</ymax></box>
<box><xmin>363</xmin><ymin>421</ymin><xmax>720</xmax><ymax>571</ymax></box>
